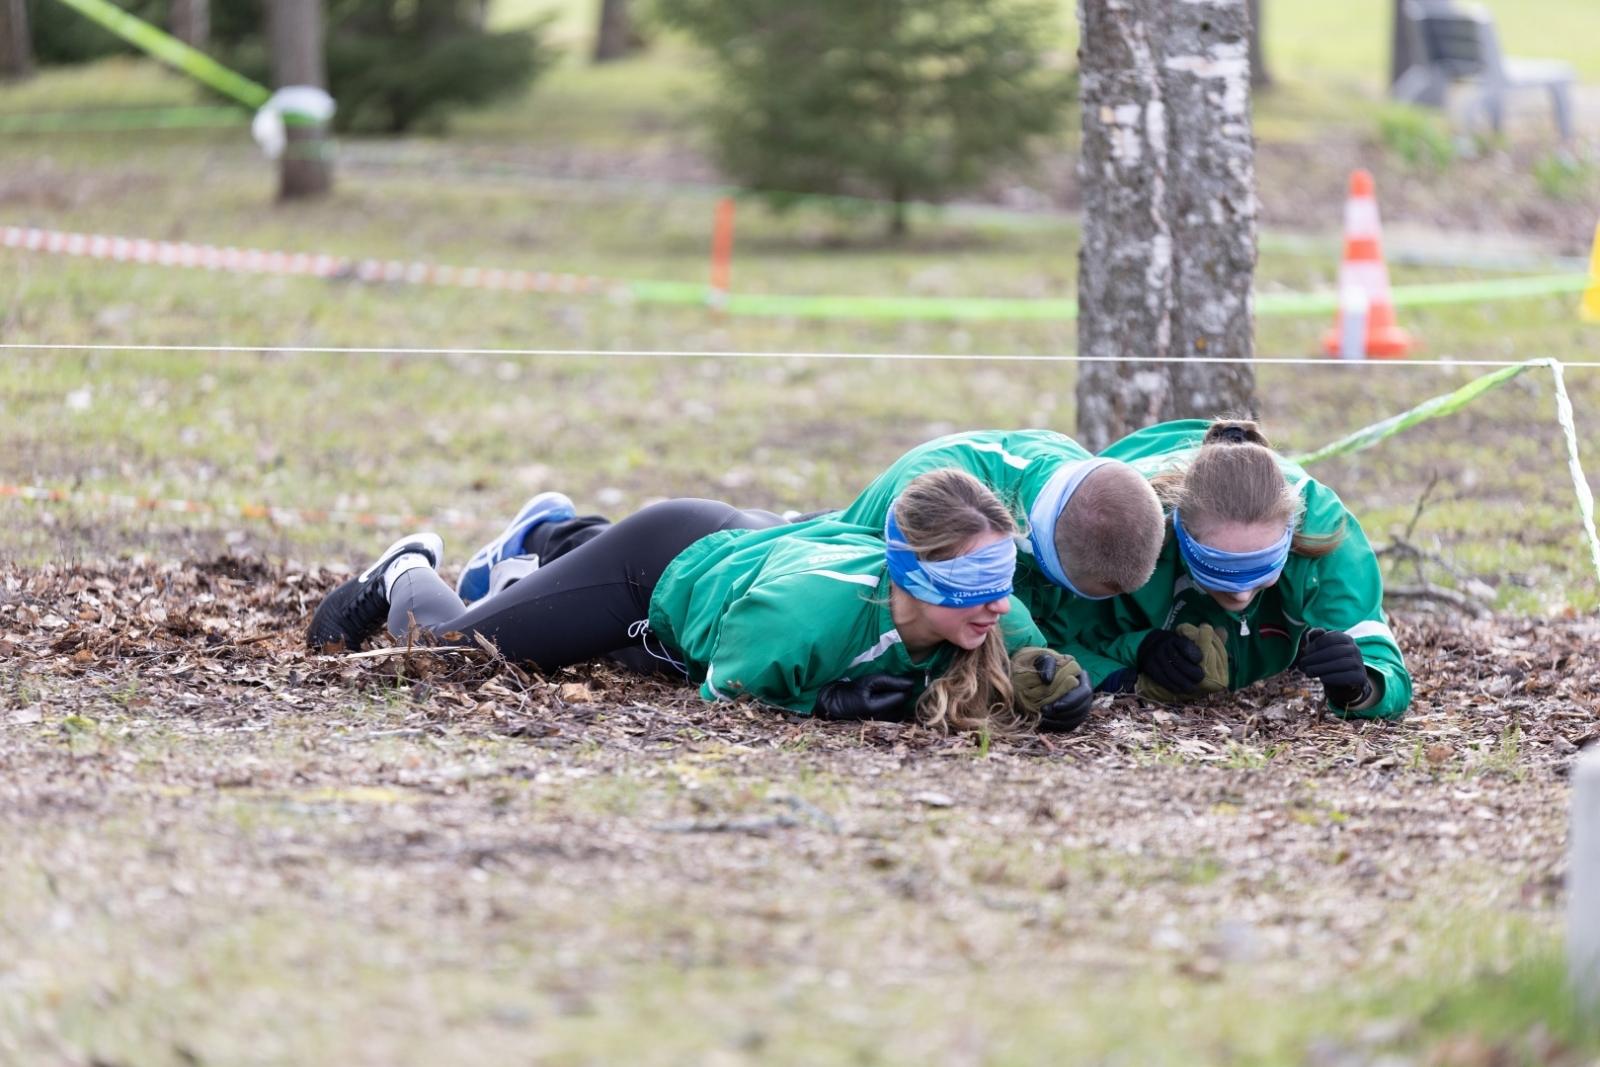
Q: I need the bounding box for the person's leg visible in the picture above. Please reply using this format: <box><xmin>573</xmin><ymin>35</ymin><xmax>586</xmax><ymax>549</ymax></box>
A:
<box><xmin>387</xmin><ymin>568</ymin><xmax>472</xmax><ymax>641</ymax></box>
<box><xmin>736</xmin><ymin>509</ymin><xmax>788</xmax><ymax>529</ymax></box>
<box><xmin>524</xmin><ymin>514</ymin><xmax>612</xmax><ymax>564</ymax></box>
<box><xmin>457</xmin><ymin>491</ymin><xmax>578</xmax><ymax>602</ymax></box>
<box><xmin>532</xmin><ymin>508</ymin><xmax>782</xmax><ymax>563</ymax></box>
<box><xmin>414</xmin><ymin>499</ymin><xmax>772</xmax><ymax>670</ymax></box>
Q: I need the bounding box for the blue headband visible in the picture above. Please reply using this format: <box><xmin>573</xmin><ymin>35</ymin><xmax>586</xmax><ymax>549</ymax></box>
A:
<box><xmin>884</xmin><ymin>508</ymin><xmax>1016</xmax><ymax>607</ymax></box>
<box><xmin>1025</xmin><ymin>458</ymin><xmax>1118</xmax><ymax>600</ymax></box>
<box><xmin>1171</xmin><ymin>509</ymin><xmax>1294</xmax><ymax>594</ymax></box>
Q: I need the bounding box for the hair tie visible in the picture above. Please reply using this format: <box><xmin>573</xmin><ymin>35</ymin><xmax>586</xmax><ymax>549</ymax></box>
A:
<box><xmin>1215</xmin><ymin>425</ymin><xmax>1252</xmax><ymax>445</ymax></box>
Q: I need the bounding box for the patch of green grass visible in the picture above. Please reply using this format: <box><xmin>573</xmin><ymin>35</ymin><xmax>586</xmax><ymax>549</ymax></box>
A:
<box><xmin>1416</xmin><ymin>952</ymin><xmax>1600</xmax><ymax>1053</ymax></box>
<box><xmin>1378</xmin><ymin>103</ymin><xmax>1458</xmax><ymax>168</ymax></box>
<box><xmin>1533</xmin><ymin>150</ymin><xmax>1600</xmax><ymax>201</ymax></box>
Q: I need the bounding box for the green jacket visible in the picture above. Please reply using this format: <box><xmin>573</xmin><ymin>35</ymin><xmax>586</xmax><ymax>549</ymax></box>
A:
<box><xmin>1061</xmin><ymin>420</ymin><xmax>1412</xmax><ymax>721</ymax></box>
<box><xmin>648</xmin><ymin>519</ymin><xmax>1047</xmax><ymax>713</ymax></box>
<box><xmin>838</xmin><ymin>430</ymin><xmax>1094</xmax><ymax>652</ymax></box>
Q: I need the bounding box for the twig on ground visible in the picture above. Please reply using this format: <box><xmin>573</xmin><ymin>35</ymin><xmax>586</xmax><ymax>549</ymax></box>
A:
<box><xmin>1385</xmin><ymin>583</ymin><xmax>1493</xmax><ymax>618</ymax></box>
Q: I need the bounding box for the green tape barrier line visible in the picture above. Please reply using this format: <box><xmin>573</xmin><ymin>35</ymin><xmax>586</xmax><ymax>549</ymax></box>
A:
<box><xmin>1289</xmin><ymin>362</ymin><xmax>1537</xmax><ymax>467</ymax></box>
<box><xmin>50</xmin><ymin>0</ymin><xmax>271</xmax><ymax>109</ymax></box>
<box><xmin>723</xmin><ymin>292</ymin><xmax>1079</xmax><ymax>321</ymax></box>
<box><xmin>1291</xmin><ymin>358</ymin><xmax>1600</xmax><ymax>586</ymax></box>
<box><xmin>0</xmin><ymin>107</ymin><xmax>251</xmax><ymax>133</ymax></box>
<box><xmin>625</xmin><ymin>271</ymin><xmax>1591</xmax><ymax>322</ymax></box>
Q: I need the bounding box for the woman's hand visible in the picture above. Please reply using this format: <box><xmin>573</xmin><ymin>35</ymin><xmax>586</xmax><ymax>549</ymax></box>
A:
<box><xmin>1012</xmin><ymin>648</ymin><xmax>1094</xmax><ymax>733</ymax></box>
<box><xmin>1296</xmin><ymin>628</ymin><xmax>1371</xmax><ymax>709</ymax></box>
<box><xmin>814</xmin><ymin>674</ymin><xmax>916</xmax><ymax>721</ymax></box>
<box><xmin>1135</xmin><ymin>628</ymin><xmax>1205</xmax><ymax>695</ymax></box>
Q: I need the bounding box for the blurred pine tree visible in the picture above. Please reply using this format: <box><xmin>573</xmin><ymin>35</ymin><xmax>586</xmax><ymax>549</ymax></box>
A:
<box><xmin>322</xmin><ymin>0</ymin><xmax>557</xmax><ymax>132</ymax></box>
<box><xmin>656</xmin><ymin>0</ymin><xmax>1074</xmax><ymax>234</ymax></box>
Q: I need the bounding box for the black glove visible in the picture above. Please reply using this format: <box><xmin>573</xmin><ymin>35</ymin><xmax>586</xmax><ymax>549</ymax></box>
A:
<box><xmin>1039</xmin><ymin>670</ymin><xmax>1094</xmax><ymax>733</ymax></box>
<box><xmin>814</xmin><ymin>674</ymin><xmax>916</xmax><ymax>722</ymax></box>
<box><xmin>1136</xmin><ymin>629</ymin><xmax>1206</xmax><ymax>696</ymax></box>
<box><xmin>1296</xmin><ymin>628</ymin><xmax>1371</xmax><ymax>709</ymax></box>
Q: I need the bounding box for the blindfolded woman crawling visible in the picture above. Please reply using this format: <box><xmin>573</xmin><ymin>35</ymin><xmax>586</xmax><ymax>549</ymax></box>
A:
<box><xmin>1059</xmin><ymin>418</ymin><xmax>1411</xmax><ymax>720</ymax></box>
<box><xmin>306</xmin><ymin>468</ymin><xmax>1094</xmax><ymax>735</ymax></box>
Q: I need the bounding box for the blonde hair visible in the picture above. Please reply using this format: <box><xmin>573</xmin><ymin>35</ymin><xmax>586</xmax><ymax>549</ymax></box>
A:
<box><xmin>1055</xmin><ymin>463</ymin><xmax>1164</xmax><ymax>594</ymax></box>
<box><xmin>892</xmin><ymin>469</ymin><xmax>1030</xmax><ymax>736</ymax></box>
<box><xmin>1151</xmin><ymin>419</ymin><xmax>1343</xmax><ymax>558</ymax></box>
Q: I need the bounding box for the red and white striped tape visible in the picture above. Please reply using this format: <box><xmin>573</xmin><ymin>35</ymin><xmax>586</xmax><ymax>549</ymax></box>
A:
<box><xmin>0</xmin><ymin>225</ymin><xmax>620</xmax><ymax>297</ymax></box>
<box><xmin>0</xmin><ymin>482</ymin><xmax>487</xmax><ymax>530</ymax></box>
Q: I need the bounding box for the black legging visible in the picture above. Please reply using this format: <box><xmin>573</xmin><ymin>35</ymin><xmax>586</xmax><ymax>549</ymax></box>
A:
<box><xmin>386</xmin><ymin>499</ymin><xmax>784</xmax><ymax>671</ymax></box>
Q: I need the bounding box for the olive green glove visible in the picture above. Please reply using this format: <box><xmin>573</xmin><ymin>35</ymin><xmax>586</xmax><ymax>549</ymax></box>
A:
<box><xmin>1136</xmin><ymin>623</ymin><xmax>1229</xmax><ymax>703</ymax></box>
<box><xmin>1012</xmin><ymin>647</ymin><xmax>1082</xmax><ymax>715</ymax></box>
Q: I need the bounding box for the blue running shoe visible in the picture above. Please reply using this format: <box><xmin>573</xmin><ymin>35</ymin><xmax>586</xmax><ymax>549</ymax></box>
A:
<box><xmin>456</xmin><ymin>491</ymin><xmax>576</xmax><ymax>602</ymax></box>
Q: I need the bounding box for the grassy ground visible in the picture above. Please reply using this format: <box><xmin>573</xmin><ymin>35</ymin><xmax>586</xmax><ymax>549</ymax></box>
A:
<box><xmin>1</xmin><ymin>18</ymin><xmax>1600</xmax><ymax>1066</ymax></box>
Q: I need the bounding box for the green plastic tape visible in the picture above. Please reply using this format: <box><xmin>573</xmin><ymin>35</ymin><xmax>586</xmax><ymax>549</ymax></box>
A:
<box><xmin>0</xmin><ymin>106</ymin><xmax>251</xmax><ymax>133</ymax></box>
<box><xmin>1289</xmin><ymin>362</ymin><xmax>1536</xmax><ymax>466</ymax></box>
<box><xmin>624</xmin><ymin>272</ymin><xmax>1591</xmax><ymax>323</ymax></box>
<box><xmin>1291</xmin><ymin>357</ymin><xmax>1600</xmax><ymax>586</ymax></box>
<box><xmin>49</xmin><ymin>0</ymin><xmax>271</xmax><ymax>108</ymax></box>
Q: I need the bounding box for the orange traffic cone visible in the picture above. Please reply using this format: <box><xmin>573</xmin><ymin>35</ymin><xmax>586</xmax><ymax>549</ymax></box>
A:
<box><xmin>1322</xmin><ymin>169</ymin><xmax>1413</xmax><ymax>359</ymax></box>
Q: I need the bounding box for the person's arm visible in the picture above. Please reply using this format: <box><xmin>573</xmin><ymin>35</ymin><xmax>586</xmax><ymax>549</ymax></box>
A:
<box><xmin>1050</xmin><ymin>619</ymin><xmax>1158</xmax><ymax>691</ymax></box>
<box><xmin>696</xmin><ymin>578</ymin><xmax>860</xmax><ymax>714</ymax></box>
<box><xmin>1298</xmin><ymin>501</ymin><xmax>1412</xmax><ymax>721</ymax></box>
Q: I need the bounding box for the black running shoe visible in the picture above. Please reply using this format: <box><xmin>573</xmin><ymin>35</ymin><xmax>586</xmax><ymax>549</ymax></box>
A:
<box><xmin>306</xmin><ymin>533</ymin><xmax>444</xmax><ymax>652</ymax></box>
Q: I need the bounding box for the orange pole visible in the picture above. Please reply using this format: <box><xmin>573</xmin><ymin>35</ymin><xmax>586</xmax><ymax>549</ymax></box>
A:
<box><xmin>709</xmin><ymin>196</ymin><xmax>736</xmax><ymax>307</ymax></box>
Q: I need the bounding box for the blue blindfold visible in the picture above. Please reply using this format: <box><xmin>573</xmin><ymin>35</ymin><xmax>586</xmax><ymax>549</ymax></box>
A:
<box><xmin>1172</xmin><ymin>509</ymin><xmax>1293</xmax><ymax>594</ymax></box>
<box><xmin>885</xmin><ymin>508</ymin><xmax>1016</xmax><ymax>608</ymax></box>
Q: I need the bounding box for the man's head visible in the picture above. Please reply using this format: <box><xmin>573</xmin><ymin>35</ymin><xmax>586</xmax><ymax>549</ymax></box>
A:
<box><xmin>1053</xmin><ymin>463</ymin><xmax>1164</xmax><ymax>597</ymax></box>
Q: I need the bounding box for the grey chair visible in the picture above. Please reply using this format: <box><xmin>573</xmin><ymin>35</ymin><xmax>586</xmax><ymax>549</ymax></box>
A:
<box><xmin>1393</xmin><ymin>0</ymin><xmax>1575</xmax><ymax>141</ymax></box>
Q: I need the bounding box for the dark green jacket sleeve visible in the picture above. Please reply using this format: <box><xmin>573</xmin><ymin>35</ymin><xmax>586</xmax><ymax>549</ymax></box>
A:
<box><xmin>1299</xmin><ymin>508</ymin><xmax>1412</xmax><ymax>721</ymax></box>
<box><xmin>697</xmin><ymin>576</ymin><xmax>849</xmax><ymax>713</ymax></box>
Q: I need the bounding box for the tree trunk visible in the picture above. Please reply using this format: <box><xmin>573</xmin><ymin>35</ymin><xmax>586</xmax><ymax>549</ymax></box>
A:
<box><xmin>269</xmin><ymin>0</ymin><xmax>332</xmax><ymax>200</ymax></box>
<box><xmin>1389</xmin><ymin>0</ymin><xmax>1414</xmax><ymax>89</ymax></box>
<box><xmin>1247</xmin><ymin>0</ymin><xmax>1270</xmax><ymax>88</ymax></box>
<box><xmin>594</xmin><ymin>0</ymin><xmax>631</xmax><ymax>62</ymax></box>
<box><xmin>170</xmin><ymin>0</ymin><xmax>210</xmax><ymax>49</ymax></box>
<box><xmin>1074</xmin><ymin>0</ymin><xmax>1258</xmax><ymax>453</ymax></box>
<box><xmin>0</xmin><ymin>0</ymin><xmax>33</xmax><ymax>82</ymax></box>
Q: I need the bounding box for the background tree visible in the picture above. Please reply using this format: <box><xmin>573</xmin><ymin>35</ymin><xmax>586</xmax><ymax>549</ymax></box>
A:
<box><xmin>270</xmin><ymin>0</ymin><xmax>332</xmax><ymax>198</ymax></box>
<box><xmin>1074</xmin><ymin>0</ymin><xmax>1257</xmax><ymax>452</ymax></box>
<box><xmin>656</xmin><ymin>0</ymin><xmax>1074</xmax><ymax>235</ymax></box>
<box><xmin>170</xmin><ymin>0</ymin><xmax>208</xmax><ymax>47</ymax></box>
<box><xmin>323</xmin><ymin>0</ymin><xmax>555</xmax><ymax>132</ymax></box>
<box><xmin>27</xmin><ymin>0</ymin><xmax>167</xmax><ymax>65</ymax></box>
<box><xmin>593</xmin><ymin>0</ymin><xmax>629</xmax><ymax>62</ymax></box>
<box><xmin>0</xmin><ymin>0</ymin><xmax>31</xmax><ymax>78</ymax></box>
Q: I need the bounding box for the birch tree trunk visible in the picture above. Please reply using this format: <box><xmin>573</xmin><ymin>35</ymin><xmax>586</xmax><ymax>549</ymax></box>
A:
<box><xmin>269</xmin><ymin>0</ymin><xmax>332</xmax><ymax>200</ymax></box>
<box><xmin>1074</xmin><ymin>0</ymin><xmax>1258</xmax><ymax>453</ymax></box>
<box><xmin>171</xmin><ymin>0</ymin><xmax>210</xmax><ymax>49</ymax></box>
<box><xmin>0</xmin><ymin>0</ymin><xmax>32</xmax><ymax>82</ymax></box>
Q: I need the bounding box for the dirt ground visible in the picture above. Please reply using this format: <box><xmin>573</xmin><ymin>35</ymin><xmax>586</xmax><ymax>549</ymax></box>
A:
<box><xmin>0</xmin><ymin>553</ymin><xmax>1590</xmax><ymax>1064</ymax></box>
